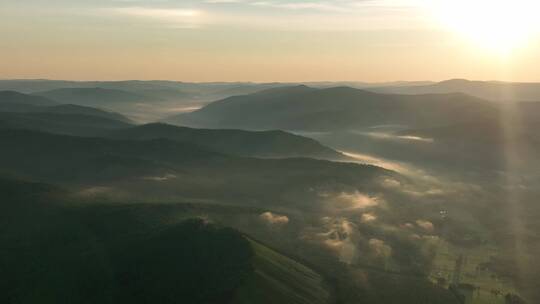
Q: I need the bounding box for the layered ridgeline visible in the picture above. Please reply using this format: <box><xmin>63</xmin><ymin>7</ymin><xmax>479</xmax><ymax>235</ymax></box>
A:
<box><xmin>0</xmin><ymin>80</ymin><xmax>293</xmax><ymax>122</ymax></box>
<box><xmin>369</xmin><ymin>79</ymin><xmax>540</xmax><ymax>102</ymax></box>
<box><xmin>0</xmin><ymin>91</ymin><xmax>345</xmax><ymax>159</ymax></box>
<box><xmin>105</xmin><ymin>123</ymin><xmax>345</xmax><ymax>159</ymax></box>
<box><xmin>0</xmin><ymin>178</ymin><xmax>331</xmax><ymax>304</ymax></box>
<box><xmin>0</xmin><ymin>127</ymin><xmax>387</xmax><ymax>208</ymax></box>
<box><xmin>0</xmin><ymin>91</ymin><xmax>346</xmax><ymax>160</ymax></box>
<box><xmin>32</xmin><ymin>87</ymin><xmax>155</xmax><ymax>121</ymax></box>
<box><xmin>0</xmin><ymin>91</ymin><xmax>131</xmax><ymax>122</ymax></box>
<box><xmin>33</xmin><ymin>88</ymin><xmax>148</xmax><ymax>108</ymax></box>
<box><xmin>167</xmin><ymin>85</ymin><xmax>498</xmax><ymax>131</ymax></box>
<box><xmin>0</xmin><ymin>91</ymin><xmax>133</xmax><ymax>135</ymax></box>
<box><xmin>0</xmin><ymin>79</ymin><xmax>285</xmax><ymax>99</ymax></box>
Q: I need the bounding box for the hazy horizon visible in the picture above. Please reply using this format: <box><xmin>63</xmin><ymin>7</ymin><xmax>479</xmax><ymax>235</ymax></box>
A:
<box><xmin>2</xmin><ymin>78</ymin><xmax>540</xmax><ymax>84</ymax></box>
<box><xmin>3</xmin><ymin>0</ymin><xmax>540</xmax><ymax>82</ymax></box>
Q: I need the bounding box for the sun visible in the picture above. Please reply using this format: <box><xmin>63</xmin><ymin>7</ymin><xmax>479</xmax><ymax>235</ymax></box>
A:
<box><xmin>426</xmin><ymin>0</ymin><xmax>540</xmax><ymax>55</ymax></box>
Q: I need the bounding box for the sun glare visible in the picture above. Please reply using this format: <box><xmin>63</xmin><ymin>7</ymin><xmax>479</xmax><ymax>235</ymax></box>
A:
<box><xmin>426</xmin><ymin>0</ymin><xmax>540</xmax><ymax>55</ymax></box>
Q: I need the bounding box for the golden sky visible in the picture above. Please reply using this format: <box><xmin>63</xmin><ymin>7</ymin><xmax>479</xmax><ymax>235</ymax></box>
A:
<box><xmin>2</xmin><ymin>0</ymin><xmax>540</xmax><ymax>82</ymax></box>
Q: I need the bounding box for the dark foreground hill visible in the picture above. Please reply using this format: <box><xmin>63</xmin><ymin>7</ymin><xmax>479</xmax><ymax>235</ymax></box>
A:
<box><xmin>0</xmin><ymin>178</ymin><xmax>331</xmax><ymax>304</ymax></box>
<box><xmin>168</xmin><ymin>85</ymin><xmax>497</xmax><ymax>131</ymax></box>
<box><xmin>0</xmin><ymin>128</ymin><xmax>222</xmax><ymax>182</ymax></box>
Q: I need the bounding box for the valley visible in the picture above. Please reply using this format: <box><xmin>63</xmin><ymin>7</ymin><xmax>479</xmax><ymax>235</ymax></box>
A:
<box><xmin>1</xmin><ymin>79</ymin><xmax>537</xmax><ymax>304</ymax></box>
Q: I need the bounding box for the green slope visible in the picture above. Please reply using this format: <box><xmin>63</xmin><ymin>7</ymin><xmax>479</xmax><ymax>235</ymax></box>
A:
<box><xmin>0</xmin><ymin>178</ymin><xmax>332</xmax><ymax>304</ymax></box>
<box><xmin>234</xmin><ymin>239</ymin><xmax>331</xmax><ymax>304</ymax></box>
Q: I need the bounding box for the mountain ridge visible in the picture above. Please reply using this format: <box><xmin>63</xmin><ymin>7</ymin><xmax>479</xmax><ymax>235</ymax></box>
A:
<box><xmin>168</xmin><ymin>85</ymin><xmax>498</xmax><ymax>131</ymax></box>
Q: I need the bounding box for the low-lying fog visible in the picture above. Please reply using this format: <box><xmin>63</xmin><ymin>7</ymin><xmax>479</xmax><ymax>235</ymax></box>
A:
<box><xmin>293</xmin><ymin>126</ymin><xmax>540</xmax><ymax>301</ymax></box>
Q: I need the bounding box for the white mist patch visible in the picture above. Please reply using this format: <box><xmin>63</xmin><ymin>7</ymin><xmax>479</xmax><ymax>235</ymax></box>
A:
<box><xmin>361</xmin><ymin>131</ymin><xmax>434</xmax><ymax>143</ymax></box>
<box><xmin>340</xmin><ymin>151</ymin><xmax>408</xmax><ymax>172</ymax></box>
<box><xmin>397</xmin><ymin>135</ymin><xmax>434</xmax><ymax>143</ymax></box>
<box><xmin>416</xmin><ymin>220</ymin><xmax>435</xmax><ymax>232</ymax></box>
<box><xmin>322</xmin><ymin>219</ymin><xmax>357</xmax><ymax>264</ymax></box>
<box><xmin>381</xmin><ymin>177</ymin><xmax>401</xmax><ymax>189</ymax></box>
<box><xmin>168</xmin><ymin>106</ymin><xmax>203</xmax><ymax>113</ymax></box>
<box><xmin>334</xmin><ymin>191</ymin><xmax>379</xmax><ymax>210</ymax></box>
<box><xmin>142</xmin><ymin>174</ymin><xmax>177</xmax><ymax>182</ymax></box>
<box><xmin>302</xmin><ymin>217</ymin><xmax>358</xmax><ymax>264</ymax></box>
<box><xmin>260</xmin><ymin>212</ymin><xmax>289</xmax><ymax>225</ymax></box>
<box><xmin>361</xmin><ymin>213</ymin><xmax>377</xmax><ymax>223</ymax></box>
<box><xmin>401</xmin><ymin>222</ymin><xmax>415</xmax><ymax>229</ymax></box>
<box><xmin>377</xmin><ymin>164</ymin><xmax>451</xmax><ymax>199</ymax></box>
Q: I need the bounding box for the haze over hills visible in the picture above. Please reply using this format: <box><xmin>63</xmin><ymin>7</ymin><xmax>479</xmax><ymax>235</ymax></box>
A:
<box><xmin>0</xmin><ymin>91</ymin><xmax>346</xmax><ymax>160</ymax></box>
<box><xmin>0</xmin><ymin>91</ymin><xmax>131</xmax><ymax>123</ymax></box>
<box><xmin>0</xmin><ymin>90</ymin><xmax>347</xmax><ymax>160</ymax></box>
<box><xmin>0</xmin><ymin>90</ymin><xmax>58</xmax><ymax>106</ymax></box>
<box><xmin>34</xmin><ymin>87</ymin><xmax>148</xmax><ymax>107</ymax></box>
<box><xmin>1</xmin><ymin>78</ymin><xmax>538</xmax><ymax>303</ymax></box>
<box><xmin>5</xmin><ymin>0</ymin><xmax>540</xmax><ymax>300</ymax></box>
<box><xmin>369</xmin><ymin>79</ymin><xmax>540</xmax><ymax>102</ymax></box>
<box><xmin>0</xmin><ymin>112</ymin><xmax>132</xmax><ymax>136</ymax></box>
<box><xmin>0</xmin><ymin>91</ymin><xmax>133</xmax><ymax>135</ymax></box>
<box><xmin>168</xmin><ymin>85</ymin><xmax>498</xmax><ymax>131</ymax></box>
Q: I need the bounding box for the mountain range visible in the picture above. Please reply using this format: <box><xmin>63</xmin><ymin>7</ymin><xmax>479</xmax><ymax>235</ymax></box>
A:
<box><xmin>168</xmin><ymin>85</ymin><xmax>498</xmax><ymax>131</ymax></box>
<box><xmin>369</xmin><ymin>79</ymin><xmax>540</xmax><ymax>102</ymax></box>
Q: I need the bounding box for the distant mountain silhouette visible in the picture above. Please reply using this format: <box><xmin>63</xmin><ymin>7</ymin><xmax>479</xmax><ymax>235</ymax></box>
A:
<box><xmin>34</xmin><ymin>87</ymin><xmax>148</xmax><ymax>108</ymax></box>
<box><xmin>0</xmin><ymin>91</ymin><xmax>131</xmax><ymax>123</ymax></box>
<box><xmin>168</xmin><ymin>85</ymin><xmax>497</xmax><ymax>131</ymax></box>
<box><xmin>0</xmin><ymin>112</ymin><xmax>131</xmax><ymax>136</ymax></box>
<box><xmin>369</xmin><ymin>79</ymin><xmax>540</xmax><ymax>102</ymax></box>
<box><xmin>0</xmin><ymin>91</ymin><xmax>133</xmax><ymax>134</ymax></box>
<box><xmin>0</xmin><ymin>90</ymin><xmax>58</xmax><ymax>106</ymax></box>
<box><xmin>0</xmin><ymin>80</ymin><xmax>300</xmax><ymax>122</ymax></box>
<box><xmin>0</xmin><ymin>79</ymin><xmax>287</xmax><ymax>102</ymax></box>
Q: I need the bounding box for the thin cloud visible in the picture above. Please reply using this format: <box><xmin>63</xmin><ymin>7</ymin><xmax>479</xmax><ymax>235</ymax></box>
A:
<box><xmin>250</xmin><ymin>1</ymin><xmax>349</xmax><ymax>12</ymax></box>
<box><xmin>260</xmin><ymin>211</ymin><xmax>290</xmax><ymax>225</ymax></box>
<box><xmin>111</xmin><ymin>7</ymin><xmax>202</xmax><ymax>18</ymax></box>
<box><xmin>105</xmin><ymin>6</ymin><xmax>204</xmax><ymax>28</ymax></box>
<box><xmin>206</xmin><ymin>0</ymin><xmax>423</xmax><ymax>13</ymax></box>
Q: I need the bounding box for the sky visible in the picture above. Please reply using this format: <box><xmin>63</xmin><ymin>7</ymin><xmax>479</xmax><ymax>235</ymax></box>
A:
<box><xmin>2</xmin><ymin>0</ymin><xmax>540</xmax><ymax>82</ymax></box>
